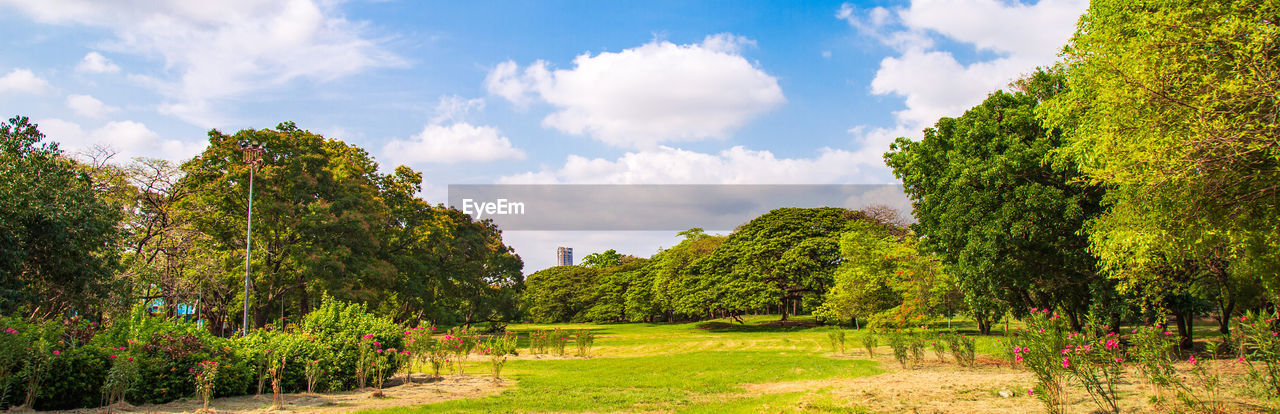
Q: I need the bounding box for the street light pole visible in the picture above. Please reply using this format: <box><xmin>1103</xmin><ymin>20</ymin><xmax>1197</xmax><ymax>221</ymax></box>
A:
<box><xmin>239</xmin><ymin>141</ymin><xmax>264</xmax><ymax>336</ymax></box>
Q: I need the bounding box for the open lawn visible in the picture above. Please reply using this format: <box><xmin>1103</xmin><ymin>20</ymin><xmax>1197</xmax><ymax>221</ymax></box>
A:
<box><xmin>358</xmin><ymin>316</ymin><xmax>1271</xmax><ymax>413</ymax></box>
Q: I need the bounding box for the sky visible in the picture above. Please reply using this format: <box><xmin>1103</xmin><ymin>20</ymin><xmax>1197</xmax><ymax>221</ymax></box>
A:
<box><xmin>0</xmin><ymin>0</ymin><xmax>1089</xmax><ymax>272</ymax></box>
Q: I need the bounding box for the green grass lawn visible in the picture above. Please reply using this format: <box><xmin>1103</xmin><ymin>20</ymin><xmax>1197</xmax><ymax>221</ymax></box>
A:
<box><xmin>364</xmin><ymin>316</ymin><xmax>883</xmax><ymax>413</ymax></box>
<box><xmin>362</xmin><ymin>315</ymin><xmax>1232</xmax><ymax>413</ymax></box>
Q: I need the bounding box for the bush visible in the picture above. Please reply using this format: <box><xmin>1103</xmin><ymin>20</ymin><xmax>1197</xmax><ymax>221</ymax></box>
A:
<box><xmin>300</xmin><ymin>297</ymin><xmax>402</xmax><ymax>391</ymax></box>
<box><xmin>945</xmin><ymin>333</ymin><xmax>975</xmax><ymax>367</ymax></box>
<box><xmin>861</xmin><ymin>331</ymin><xmax>879</xmax><ymax>358</ymax></box>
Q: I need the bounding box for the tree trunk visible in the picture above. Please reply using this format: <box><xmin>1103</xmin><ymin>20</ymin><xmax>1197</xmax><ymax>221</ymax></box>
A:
<box><xmin>1217</xmin><ymin>299</ymin><xmax>1235</xmax><ymax>335</ymax></box>
<box><xmin>1175</xmin><ymin>311</ymin><xmax>1195</xmax><ymax>350</ymax></box>
<box><xmin>780</xmin><ymin>298</ymin><xmax>790</xmax><ymax>321</ymax></box>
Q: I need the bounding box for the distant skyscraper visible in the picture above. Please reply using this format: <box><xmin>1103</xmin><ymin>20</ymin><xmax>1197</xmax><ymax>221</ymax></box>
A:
<box><xmin>556</xmin><ymin>246</ymin><xmax>573</xmax><ymax>266</ymax></box>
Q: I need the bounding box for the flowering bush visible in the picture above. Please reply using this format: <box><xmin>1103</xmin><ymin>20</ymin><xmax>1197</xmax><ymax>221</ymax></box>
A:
<box><xmin>1062</xmin><ymin>330</ymin><xmax>1124</xmax><ymax>413</ymax></box>
<box><xmin>930</xmin><ymin>333</ymin><xmax>947</xmax><ymax>362</ymax></box>
<box><xmin>529</xmin><ymin>329</ymin><xmax>548</xmax><ymax>356</ymax></box>
<box><xmin>1175</xmin><ymin>342</ymin><xmax>1224</xmax><ymax>413</ymax></box>
<box><xmin>1014</xmin><ymin>308</ymin><xmax>1069</xmax><ymax>414</ymax></box>
<box><xmin>887</xmin><ymin>331</ymin><xmax>912</xmax><ymax>369</ymax></box>
<box><xmin>944</xmin><ymin>333</ymin><xmax>975</xmax><ymax>367</ymax></box>
<box><xmin>304</xmin><ymin>359</ymin><xmax>322</xmax><ymax>393</ymax></box>
<box><xmin>1235</xmin><ymin>311</ymin><xmax>1280</xmax><ymax>398</ymax></box>
<box><xmin>575</xmin><ymin>329</ymin><xmax>596</xmax><ymax>357</ymax></box>
<box><xmin>1130</xmin><ymin>324</ymin><xmax>1178</xmax><ymax>403</ymax></box>
<box><xmin>481</xmin><ymin>332</ymin><xmax>518</xmax><ymax>380</ymax></box>
<box><xmin>101</xmin><ymin>345</ymin><xmax>139</xmax><ymax>407</ymax></box>
<box><xmin>552</xmin><ymin>328</ymin><xmax>570</xmax><ymax>356</ymax></box>
<box><xmin>192</xmin><ymin>360</ymin><xmax>219</xmax><ymax>411</ymax></box>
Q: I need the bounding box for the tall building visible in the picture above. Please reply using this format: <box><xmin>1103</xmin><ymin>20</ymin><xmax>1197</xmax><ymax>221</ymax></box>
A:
<box><xmin>556</xmin><ymin>246</ymin><xmax>573</xmax><ymax>266</ymax></box>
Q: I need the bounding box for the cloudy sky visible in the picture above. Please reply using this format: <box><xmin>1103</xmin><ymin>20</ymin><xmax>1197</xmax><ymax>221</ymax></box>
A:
<box><xmin>0</xmin><ymin>0</ymin><xmax>1087</xmax><ymax>271</ymax></box>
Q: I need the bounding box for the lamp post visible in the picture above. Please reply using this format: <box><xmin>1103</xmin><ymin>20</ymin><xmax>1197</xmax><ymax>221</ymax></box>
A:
<box><xmin>239</xmin><ymin>140</ymin><xmax>264</xmax><ymax>336</ymax></box>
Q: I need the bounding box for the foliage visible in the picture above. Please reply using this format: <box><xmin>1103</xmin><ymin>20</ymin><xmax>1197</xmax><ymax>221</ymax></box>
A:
<box><xmin>827</xmin><ymin>330</ymin><xmax>845</xmax><ymax>354</ymax></box>
<box><xmin>580</xmin><ymin>249</ymin><xmax>623</xmax><ymax>269</ymax></box>
<box><xmin>1013</xmin><ymin>308</ymin><xmax>1070</xmax><ymax>413</ymax></box>
<box><xmin>1236</xmin><ymin>311</ymin><xmax>1280</xmax><ymax>399</ymax></box>
<box><xmin>574</xmin><ymin>329</ymin><xmax>595</xmax><ymax>357</ymax></box>
<box><xmin>1042</xmin><ymin>0</ymin><xmax>1280</xmax><ymax>309</ymax></box>
<box><xmin>192</xmin><ymin>360</ymin><xmax>219</xmax><ymax>411</ymax></box>
<box><xmin>1130</xmin><ymin>324</ymin><xmax>1179</xmax><ymax>402</ymax></box>
<box><xmin>480</xmin><ymin>332</ymin><xmax>517</xmax><ymax>380</ymax></box>
<box><xmin>861</xmin><ymin>332</ymin><xmax>878</xmax><ymax>358</ymax></box>
<box><xmin>819</xmin><ymin>220</ymin><xmax>950</xmax><ymax>330</ymax></box>
<box><xmin>886</xmin><ymin>72</ymin><xmax>1104</xmax><ymax>333</ymax></box>
<box><xmin>523</xmin><ymin>266</ymin><xmax>600</xmax><ymax>323</ymax></box>
<box><xmin>0</xmin><ymin>116</ymin><xmax>121</xmax><ymax>316</ymax></box>
<box><xmin>1062</xmin><ymin>331</ymin><xmax>1125</xmax><ymax>413</ymax></box>
<box><xmin>696</xmin><ymin>208</ymin><xmax>860</xmax><ymax>321</ymax></box>
<box><xmin>944</xmin><ymin>333</ymin><xmax>975</xmax><ymax>367</ymax></box>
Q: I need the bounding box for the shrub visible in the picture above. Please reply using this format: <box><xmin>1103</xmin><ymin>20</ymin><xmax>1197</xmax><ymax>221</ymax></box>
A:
<box><xmin>861</xmin><ymin>332</ymin><xmax>879</xmax><ymax>358</ymax></box>
<box><xmin>1131</xmin><ymin>324</ymin><xmax>1178</xmax><ymax>403</ymax></box>
<box><xmin>481</xmin><ymin>332</ymin><xmax>517</xmax><ymax>380</ymax></box>
<box><xmin>945</xmin><ymin>333</ymin><xmax>975</xmax><ymax>367</ymax></box>
<box><xmin>1063</xmin><ymin>330</ymin><xmax>1124</xmax><ymax>413</ymax></box>
<box><xmin>1176</xmin><ymin>341</ymin><xmax>1224</xmax><ymax>413</ymax></box>
<box><xmin>1014</xmin><ymin>308</ymin><xmax>1070</xmax><ymax>414</ymax></box>
<box><xmin>192</xmin><ymin>360</ymin><xmax>219</xmax><ymax>411</ymax></box>
<box><xmin>300</xmin><ymin>298</ymin><xmax>402</xmax><ymax>391</ymax></box>
<box><xmin>1236</xmin><ymin>311</ymin><xmax>1280</xmax><ymax>398</ymax></box>
<box><xmin>887</xmin><ymin>331</ymin><xmax>911</xmax><ymax>369</ymax></box>
<box><xmin>929</xmin><ymin>333</ymin><xmax>947</xmax><ymax>362</ymax></box>
<box><xmin>828</xmin><ymin>330</ymin><xmax>846</xmax><ymax>354</ymax></box>
<box><xmin>575</xmin><ymin>329</ymin><xmax>596</xmax><ymax>357</ymax></box>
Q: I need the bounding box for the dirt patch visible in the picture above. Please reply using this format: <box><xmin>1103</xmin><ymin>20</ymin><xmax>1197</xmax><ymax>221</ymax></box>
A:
<box><xmin>738</xmin><ymin>356</ymin><xmax>1271</xmax><ymax>413</ymax></box>
<box><xmin>54</xmin><ymin>374</ymin><xmax>508</xmax><ymax>414</ymax></box>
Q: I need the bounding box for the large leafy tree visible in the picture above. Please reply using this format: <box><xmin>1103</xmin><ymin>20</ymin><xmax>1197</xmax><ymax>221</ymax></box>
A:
<box><xmin>698</xmin><ymin>208</ymin><xmax>859</xmax><ymax>321</ymax></box>
<box><xmin>178</xmin><ymin>122</ymin><xmax>397</xmax><ymax>328</ymax></box>
<box><xmin>1041</xmin><ymin>0</ymin><xmax>1280</xmax><ymax>331</ymax></box>
<box><xmin>626</xmin><ymin>228</ymin><xmax>725</xmax><ymax>322</ymax></box>
<box><xmin>0</xmin><ymin>116</ymin><xmax>121</xmax><ymax>316</ymax></box>
<box><xmin>886</xmin><ymin>71</ymin><xmax>1106</xmax><ymax>333</ymax></box>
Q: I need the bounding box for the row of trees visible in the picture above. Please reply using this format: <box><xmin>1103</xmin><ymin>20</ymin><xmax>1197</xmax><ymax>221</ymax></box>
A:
<box><xmin>523</xmin><ymin>207</ymin><xmax>962</xmax><ymax>326</ymax></box>
<box><xmin>0</xmin><ymin>118</ymin><xmax>523</xmax><ymax>334</ymax></box>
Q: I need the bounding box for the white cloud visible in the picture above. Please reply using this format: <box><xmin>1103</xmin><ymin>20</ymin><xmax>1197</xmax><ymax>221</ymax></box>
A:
<box><xmin>838</xmin><ymin>0</ymin><xmax>1086</xmax><ymax>131</ymax></box>
<box><xmin>75</xmin><ymin>51</ymin><xmax>120</xmax><ymax>74</ymax></box>
<box><xmin>383</xmin><ymin>122</ymin><xmax>525</xmax><ymax>165</ymax></box>
<box><xmin>66</xmin><ymin>94</ymin><xmax>118</xmax><ymax>118</ymax></box>
<box><xmin>498</xmin><ymin>145</ymin><xmax>885</xmax><ymax>185</ymax></box>
<box><xmin>431</xmin><ymin>95</ymin><xmax>485</xmax><ymax>124</ymax></box>
<box><xmin>4</xmin><ymin>0</ymin><xmax>402</xmax><ymax>127</ymax></box>
<box><xmin>485</xmin><ymin>33</ymin><xmax>786</xmax><ymax>148</ymax></box>
<box><xmin>35</xmin><ymin>118</ymin><xmax>205</xmax><ymax>161</ymax></box>
<box><xmin>0</xmin><ymin>69</ymin><xmax>50</xmax><ymax>94</ymax></box>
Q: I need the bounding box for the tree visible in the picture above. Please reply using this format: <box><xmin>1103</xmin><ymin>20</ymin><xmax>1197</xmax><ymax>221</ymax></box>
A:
<box><xmin>627</xmin><ymin>229</ymin><xmax>724</xmax><ymax>322</ymax></box>
<box><xmin>817</xmin><ymin>220</ymin><xmax>948</xmax><ymax>329</ymax></box>
<box><xmin>523</xmin><ymin>266</ymin><xmax>599</xmax><ymax>323</ymax></box>
<box><xmin>698</xmin><ymin>208</ymin><xmax>861</xmax><ymax>321</ymax></box>
<box><xmin>0</xmin><ymin>116</ymin><xmax>121</xmax><ymax>317</ymax></box>
<box><xmin>885</xmin><ymin>71</ymin><xmax>1105</xmax><ymax>333</ymax></box>
<box><xmin>581</xmin><ymin>249</ymin><xmax>623</xmax><ymax>269</ymax></box>
<box><xmin>178</xmin><ymin>122</ymin><xmax>397</xmax><ymax>328</ymax></box>
<box><xmin>582</xmin><ymin>256</ymin><xmax>648</xmax><ymax>323</ymax></box>
<box><xmin>1041</xmin><ymin>0</ymin><xmax>1279</xmax><ymax>339</ymax></box>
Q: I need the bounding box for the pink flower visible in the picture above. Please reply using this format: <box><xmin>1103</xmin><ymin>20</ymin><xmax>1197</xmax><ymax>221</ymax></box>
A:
<box><xmin>1238</xmin><ymin>357</ymin><xmax>1246</xmax><ymax>363</ymax></box>
<box><xmin>1164</xmin><ymin>332</ymin><xmax>1173</xmax><ymax>335</ymax></box>
<box><xmin>127</xmin><ymin>357</ymin><xmax>134</xmax><ymax>362</ymax></box>
<box><xmin>1038</xmin><ymin>329</ymin><xmax>1045</xmax><ymax>333</ymax></box>
<box><xmin>1062</xmin><ymin>357</ymin><xmax>1070</xmax><ymax>368</ymax></box>
<box><xmin>1027</xmin><ymin>389</ymin><xmax>1034</xmax><ymax>396</ymax></box>
<box><xmin>1015</xmin><ymin>355</ymin><xmax>1023</xmax><ymax>362</ymax></box>
<box><xmin>109</xmin><ymin>355</ymin><xmax>117</xmax><ymax>359</ymax></box>
<box><xmin>1114</xmin><ymin>357</ymin><xmax>1123</xmax><ymax>363</ymax></box>
<box><xmin>52</xmin><ymin>350</ymin><xmax>60</xmax><ymax>355</ymax></box>
<box><xmin>363</xmin><ymin>334</ymin><xmax>375</xmax><ymax>339</ymax></box>
<box><xmin>1188</xmin><ymin>355</ymin><xmax>1197</xmax><ymax>365</ymax></box>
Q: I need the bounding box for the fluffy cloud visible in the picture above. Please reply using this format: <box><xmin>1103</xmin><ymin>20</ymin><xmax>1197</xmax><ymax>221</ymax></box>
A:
<box><xmin>485</xmin><ymin>33</ymin><xmax>785</xmax><ymax>148</ymax></box>
<box><xmin>3</xmin><ymin>0</ymin><xmax>401</xmax><ymax>127</ymax></box>
<box><xmin>75</xmin><ymin>52</ymin><xmax>120</xmax><ymax>74</ymax></box>
<box><xmin>498</xmin><ymin>145</ymin><xmax>883</xmax><ymax>185</ymax></box>
<box><xmin>0</xmin><ymin>69</ymin><xmax>50</xmax><ymax>94</ymax></box>
<box><xmin>36</xmin><ymin>118</ymin><xmax>205</xmax><ymax>161</ymax></box>
<box><xmin>66</xmin><ymin>94</ymin><xmax>118</xmax><ymax>118</ymax></box>
<box><xmin>839</xmin><ymin>0</ymin><xmax>1086</xmax><ymax>130</ymax></box>
<box><xmin>383</xmin><ymin>123</ymin><xmax>525</xmax><ymax>165</ymax></box>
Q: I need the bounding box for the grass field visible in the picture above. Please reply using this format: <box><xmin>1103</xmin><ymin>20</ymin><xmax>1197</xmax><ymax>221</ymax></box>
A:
<box><xmin>360</xmin><ymin>316</ymin><xmax>1267</xmax><ymax>413</ymax></box>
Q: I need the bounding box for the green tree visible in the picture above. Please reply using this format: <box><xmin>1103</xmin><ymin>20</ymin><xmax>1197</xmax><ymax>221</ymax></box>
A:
<box><xmin>523</xmin><ymin>266</ymin><xmax>599</xmax><ymax>323</ymax></box>
<box><xmin>582</xmin><ymin>256</ymin><xmax>648</xmax><ymax>323</ymax></box>
<box><xmin>581</xmin><ymin>249</ymin><xmax>623</xmax><ymax>269</ymax></box>
<box><xmin>698</xmin><ymin>208</ymin><xmax>860</xmax><ymax>321</ymax></box>
<box><xmin>818</xmin><ymin>220</ymin><xmax>947</xmax><ymax>329</ymax></box>
<box><xmin>0</xmin><ymin>116</ymin><xmax>121</xmax><ymax>316</ymax></box>
<box><xmin>886</xmin><ymin>71</ymin><xmax>1105</xmax><ymax>333</ymax></box>
<box><xmin>178</xmin><ymin>122</ymin><xmax>396</xmax><ymax>329</ymax></box>
<box><xmin>1041</xmin><ymin>0</ymin><xmax>1280</xmax><ymax>329</ymax></box>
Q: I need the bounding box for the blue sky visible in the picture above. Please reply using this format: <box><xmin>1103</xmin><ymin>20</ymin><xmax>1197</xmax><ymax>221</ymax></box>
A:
<box><xmin>0</xmin><ymin>0</ymin><xmax>1087</xmax><ymax>271</ymax></box>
